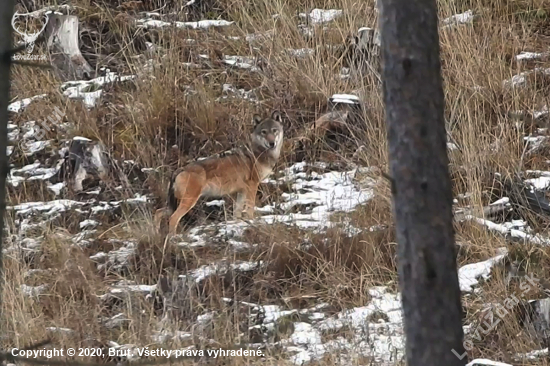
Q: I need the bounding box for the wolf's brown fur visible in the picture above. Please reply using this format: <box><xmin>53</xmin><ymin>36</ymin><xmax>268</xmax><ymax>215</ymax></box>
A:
<box><xmin>154</xmin><ymin>111</ymin><xmax>284</xmax><ymax>234</ymax></box>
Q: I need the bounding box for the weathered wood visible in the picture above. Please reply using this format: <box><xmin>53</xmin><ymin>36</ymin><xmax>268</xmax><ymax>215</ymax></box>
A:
<box><xmin>453</xmin><ymin>203</ymin><xmax>511</xmax><ymax>223</ymax></box>
<box><xmin>379</xmin><ymin>0</ymin><xmax>467</xmax><ymax>364</ymax></box>
<box><xmin>58</xmin><ymin>138</ymin><xmax>110</xmax><ymax>192</ymax></box>
<box><xmin>44</xmin><ymin>13</ymin><xmax>93</xmax><ymax>81</ymax></box>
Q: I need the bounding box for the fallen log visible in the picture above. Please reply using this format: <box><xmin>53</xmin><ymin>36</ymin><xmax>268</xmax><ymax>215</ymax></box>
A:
<box><xmin>453</xmin><ymin>200</ymin><xmax>511</xmax><ymax>222</ymax></box>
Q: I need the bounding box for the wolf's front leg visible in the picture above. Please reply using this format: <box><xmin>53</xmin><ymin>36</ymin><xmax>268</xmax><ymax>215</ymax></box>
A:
<box><xmin>243</xmin><ymin>183</ymin><xmax>259</xmax><ymax>219</ymax></box>
<box><xmin>233</xmin><ymin>191</ymin><xmax>245</xmax><ymax>219</ymax></box>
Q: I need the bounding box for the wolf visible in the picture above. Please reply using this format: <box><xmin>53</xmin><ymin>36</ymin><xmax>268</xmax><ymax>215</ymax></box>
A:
<box><xmin>154</xmin><ymin>111</ymin><xmax>284</xmax><ymax>234</ymax></box>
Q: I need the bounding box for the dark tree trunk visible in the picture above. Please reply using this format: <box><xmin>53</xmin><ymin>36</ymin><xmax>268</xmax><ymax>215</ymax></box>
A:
<box><xmin>17</xmin><ymin>0</ymin><xmax>34</xmax><ymax>12</ymax></box>
<box><xmin>379</xmin><ymin>0</ymin><xmax>467</xmax><ymax>365</ymax></box>
<box><xmin>0</xmin><ymin>0</ymin><xmax>15</xmax><ymax>318</ymax></box>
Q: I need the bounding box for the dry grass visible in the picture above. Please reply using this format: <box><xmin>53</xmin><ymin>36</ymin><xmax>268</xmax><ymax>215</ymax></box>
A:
<box><xmin>5</xmin><ymin>0</ymin><xmax>550</xmax><ymax>364</ymax></box>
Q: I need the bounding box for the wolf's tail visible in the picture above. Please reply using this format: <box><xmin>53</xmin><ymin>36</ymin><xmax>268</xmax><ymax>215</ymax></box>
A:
<box><xmin>167</xmin><ymin>172</ymin><xmax>178</xmax><ymax>213</ymax></box>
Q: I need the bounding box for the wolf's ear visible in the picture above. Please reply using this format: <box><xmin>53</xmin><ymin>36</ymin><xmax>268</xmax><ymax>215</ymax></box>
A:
<box><xmin>253</xmin><ymin>114</ymin><xmax>263</xmax><ymax>125</ymax></box>
<box><xmin>271</xmin><ymin>111</ymin><xmax>282</xmax><ymax>123</ymax></box>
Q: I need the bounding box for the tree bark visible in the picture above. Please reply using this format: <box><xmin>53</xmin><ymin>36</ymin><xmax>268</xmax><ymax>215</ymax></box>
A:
<box><xmin>379</xmin><ymin>0</ymin><xmax>467</xmax><ymax>365</ymax></box>
<box><xmin>0</xmin><ymin>0</ymin><xmax>15</xmax><ymax>324</ymax></box>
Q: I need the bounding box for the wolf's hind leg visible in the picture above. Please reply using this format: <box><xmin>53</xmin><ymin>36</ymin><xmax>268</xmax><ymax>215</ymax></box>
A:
<box><xmin>168</xmin><ymin>172</ymin><xmax>203</xmax><ymax>234</ymax></box>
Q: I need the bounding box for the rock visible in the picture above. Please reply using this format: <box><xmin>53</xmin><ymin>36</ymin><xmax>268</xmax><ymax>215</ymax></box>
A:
<box><xmin>312</xmin><ymin>110</ymin><xmax>349</xmax><ymax>133</ymax></box>
<box><xmin>327</xmin><ymin>93</ymin><xmax>365</xmax><ymax>131</ymax></box>
<box><xmin>294</xmin><ymin>95</ymin><xmax>366</xmax><ymax>159</ymax></box>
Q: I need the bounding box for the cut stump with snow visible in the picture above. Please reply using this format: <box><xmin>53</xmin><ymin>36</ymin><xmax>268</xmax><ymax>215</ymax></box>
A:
<box><xmin>58</xmin><ymin>138</ymin><xmax>110</xmax><ymax>192</ymax></box>
<box><xmin>44</xmin><ymin>13</ymin><xmax>94</xmax><ymax>81</ymax></box>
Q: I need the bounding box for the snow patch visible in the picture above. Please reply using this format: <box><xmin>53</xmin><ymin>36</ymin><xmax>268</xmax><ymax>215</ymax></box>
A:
<box><xmin>61</xmin><ymin>72</ymin><xmax>136</xmax><ymax>108</ymax></box>
<box><xmin>8</xmin><ymin>94</ymin><xmax>47</xmax><ymax>113</ymax></box>
<box><xmin>458</xmin><ymin>247</ymin><xmax>508</xmax><ymax>292</ymax></box>
<box><xmin>299</xmin><ymin>9</ymin><xmax>343</xmax><ymax>24</ymax></box>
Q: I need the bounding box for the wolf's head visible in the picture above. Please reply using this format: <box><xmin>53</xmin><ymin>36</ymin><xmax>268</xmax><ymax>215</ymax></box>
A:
<box><xmin>251</xmin><ymin>111</ymin><xmax>284</xmax><ymax>154</ymax></box>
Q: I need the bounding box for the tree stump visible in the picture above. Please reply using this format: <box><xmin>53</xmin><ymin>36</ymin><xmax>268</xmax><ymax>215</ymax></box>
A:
<box><xmin>44</xmin><ymin>13</ymin><xmax>94</xmax><ymax>81</ymax></box>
